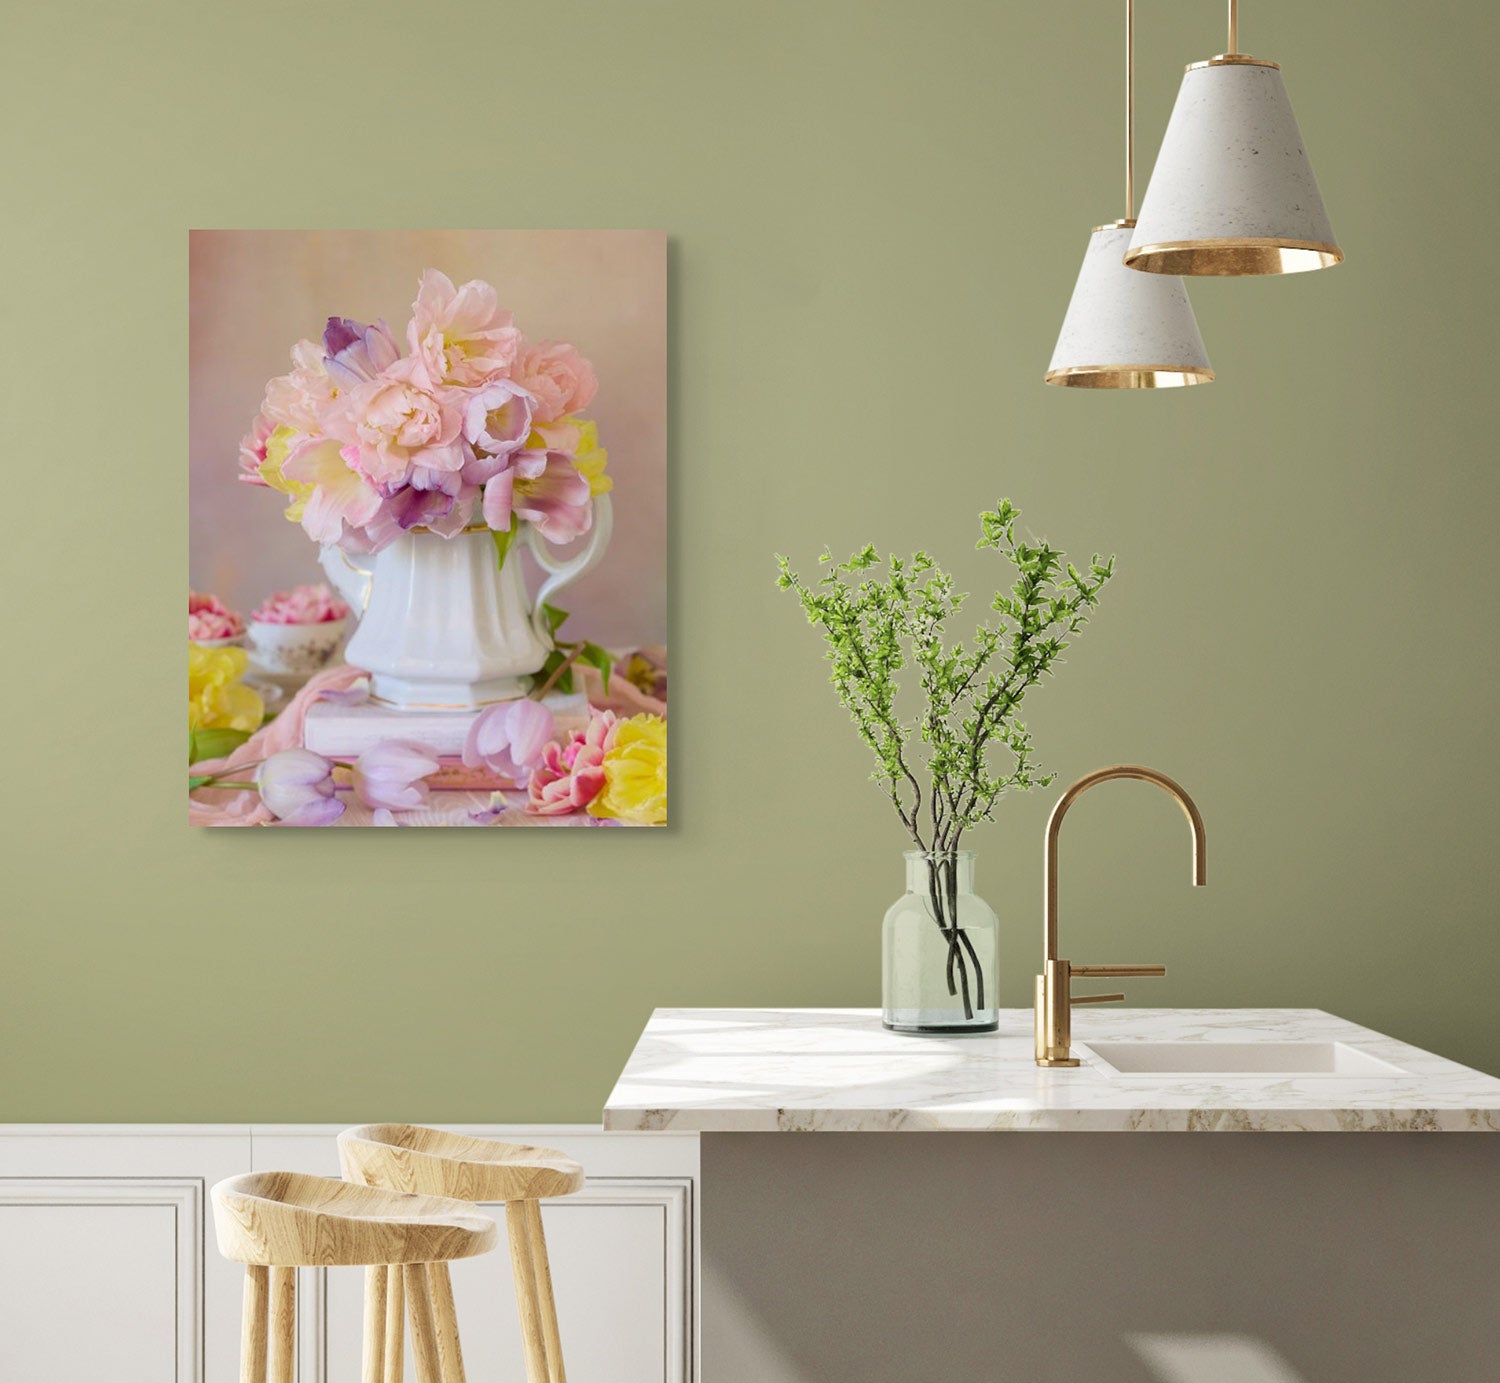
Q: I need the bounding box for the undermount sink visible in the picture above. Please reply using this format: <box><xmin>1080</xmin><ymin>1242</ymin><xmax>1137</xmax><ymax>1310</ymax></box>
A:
<box><xmin>1084</xmin><ymin>1041</ymin><xmax>1408</xmax><ymax>1078</ymax></box>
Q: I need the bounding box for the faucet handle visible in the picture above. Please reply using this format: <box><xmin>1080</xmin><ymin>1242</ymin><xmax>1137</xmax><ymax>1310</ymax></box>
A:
<box><xmin>1071</xmin><ymin>964</ymin><xmax>1167</xmax><ymax>979</ymax></box>
<box><xmin>1070</xmin><ymin>992</ymin><xmax>1126</xmax><ymax>1005</ymax></box>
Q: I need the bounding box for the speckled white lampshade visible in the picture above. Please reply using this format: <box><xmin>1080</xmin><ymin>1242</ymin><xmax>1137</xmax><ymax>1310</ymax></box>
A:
<box><xmin>1045</xmin><ymin>223</ymin><xmax>1213</xmax><ymax>389</ymax></box>
<box><xmin>1125</xmin><ymin>56</ymin><xmax>1341</xmax><ymax>276</ymax></box>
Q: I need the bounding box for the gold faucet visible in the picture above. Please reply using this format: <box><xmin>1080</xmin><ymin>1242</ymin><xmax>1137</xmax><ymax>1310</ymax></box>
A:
<box><xmin>1034</xmin><ymin>765</ymin><xmax>1207</xmax><ymax>1067</ymax></box>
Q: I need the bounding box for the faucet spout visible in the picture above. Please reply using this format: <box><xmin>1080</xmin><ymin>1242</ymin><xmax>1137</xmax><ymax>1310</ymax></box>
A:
<box><xmin>1035</xmin><ymin>764</ymin><xmax>1206</xmax><ymax>1067</ymax></box>
<box><xmin>1045</xmin><ymin>764</ymin><xmax>1206</xmax><ymax>964</ymax></box>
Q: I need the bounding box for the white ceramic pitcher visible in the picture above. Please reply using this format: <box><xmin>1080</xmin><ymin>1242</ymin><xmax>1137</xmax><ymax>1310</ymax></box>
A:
<box><xmin>320</xmin><ymin>497</ymin><xmax>612</xmax><ymax>710</ymax></box>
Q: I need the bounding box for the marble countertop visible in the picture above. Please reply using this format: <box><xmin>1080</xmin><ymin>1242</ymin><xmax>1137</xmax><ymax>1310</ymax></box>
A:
<box><xmin>602</xmin><ymin>1008</ymin><xmax>1500</xmax><ymax>1133</ymax></box>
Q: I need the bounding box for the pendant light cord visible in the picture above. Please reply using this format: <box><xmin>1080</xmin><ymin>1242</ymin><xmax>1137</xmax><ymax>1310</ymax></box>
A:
<box><xmin>1228</xmin><ymin>0</ymin><xmax>1238</xmax><ymax>54</ymax></box>
<box><xmin>1125</xmin><ymin>0</ymin><xmax>1134</xmax><ymax>220</ymax></box>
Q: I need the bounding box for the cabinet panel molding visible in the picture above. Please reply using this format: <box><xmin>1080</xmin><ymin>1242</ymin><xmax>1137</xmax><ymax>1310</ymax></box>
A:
<box><xmin>0</xmin><ymin>1124</ymin><xmax>698</xmax><ymax>1383</ymax></box>
<box><xmin>0</xmin><ymin>1177</ymin><xmax>203</xmax><ymax>1382</ymax></box>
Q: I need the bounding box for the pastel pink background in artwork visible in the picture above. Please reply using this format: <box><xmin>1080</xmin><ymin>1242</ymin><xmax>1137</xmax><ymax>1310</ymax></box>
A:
<box><xmin>189</xmin><ymin>229</ymin><xmax>667</xmax><ymax>647</ymax></box>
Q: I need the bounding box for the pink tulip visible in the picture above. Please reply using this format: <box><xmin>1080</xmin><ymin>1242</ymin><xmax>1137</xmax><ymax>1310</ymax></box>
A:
<box><xmin>462</xmin><ymin>379</ymin><xmax>534</xmax><ymax>482</ymax></box>
<box><xmin>258</xmin><ymin>749</ymin><xmax>345</xmax><ymax>827</ymax></box>
<box><xmin>463</xmin><ymin>699</ymin><xmax>557</xmax><ymax>780</ymax></box>
<box><xmin>352</xmin><ymin>739</ymin><xmax>440</xmax><ymax>811</ymax></box>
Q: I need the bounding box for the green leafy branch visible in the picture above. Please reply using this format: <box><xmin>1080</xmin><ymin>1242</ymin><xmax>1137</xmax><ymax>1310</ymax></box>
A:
<box><xmin>775</xmin><ymin>500</ymin><xmax>1114</xmax><ymax>857</ymax></box>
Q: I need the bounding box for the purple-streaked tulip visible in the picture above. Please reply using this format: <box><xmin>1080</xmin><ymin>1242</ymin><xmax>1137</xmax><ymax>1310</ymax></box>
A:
<box><xmin>323</xmin><ymin>317</ymin><xmax>400</xmax><ymax>389</ymax></box>
<box><xmin>462</xmin><ymin>699</ymin><xmax>557</xmax><ymax>780</ymax></box>
<box><xmin>481</xmin><ymin>450</ymin><xmax>592</xmax><ymax>543</ymax></box>
<box><xmin>352</xmin><ymin>739</ymin><xmax>440</xmax><ymax>811</ymax></box>
<box><xmin>258</xmin><ymin>749</ymin><xmax>344</xmax><ymax>827</ymax></box>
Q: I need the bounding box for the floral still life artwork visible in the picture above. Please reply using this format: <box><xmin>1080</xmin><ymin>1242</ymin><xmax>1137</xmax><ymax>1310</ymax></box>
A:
<box><xmin>188</xmin><ymin>230</ymin><xmax>667</xmax><ymax>827</ymax></box>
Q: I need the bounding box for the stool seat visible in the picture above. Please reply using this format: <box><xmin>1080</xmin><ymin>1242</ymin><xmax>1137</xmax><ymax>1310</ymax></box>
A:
<box><xmin>340</xmin><ymin>1123</ymin><xmax>586</xmax><ymax>1203</ymax></box>
<box><xmin>211</xmin><ymin>1169</ymin><xmax>499</xmax><ymax>1267</ymax></box>
<box><xmin>341</xmin><ymin>1124</ymin><xmax>585</xmax><ymax>1383</ymax></box>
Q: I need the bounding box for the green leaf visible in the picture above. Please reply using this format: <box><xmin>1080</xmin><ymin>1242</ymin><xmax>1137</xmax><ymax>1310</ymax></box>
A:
<box><xmin>188</xmin><ymin>775</ymin><xmax>216</xmax><ymax>790</ymax></box>
<box><xmin>189</xmin><ymin>727</ymin><xmax>250</xmax><ymax>765</ymax></box>
<box><xmin>492</xmin><ymin>527</ymin><xmax>515</xmax><ymax>571</ymax></box>
<box><xmin>541</xmin><ymin>603</ymin><xmax>570</xmax><ymax>636</ymax></box>
<box><xmin>577</xmin><ymin>641</ymin><xmax>615</xmax><ymax>694</ymax></box>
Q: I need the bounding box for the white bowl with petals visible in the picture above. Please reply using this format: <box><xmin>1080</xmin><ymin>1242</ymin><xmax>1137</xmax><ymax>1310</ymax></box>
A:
<box><xmin>247</xmin><ymin>618</ymin><xmax>347</xmax><ymax>687</ymax></box>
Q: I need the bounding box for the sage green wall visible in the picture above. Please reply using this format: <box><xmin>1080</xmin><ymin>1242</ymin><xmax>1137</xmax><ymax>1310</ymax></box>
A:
<box><xmin>4</xmin><ymin>0</ymin><xmax>1497</xmax><ymax>1122</ymax></box>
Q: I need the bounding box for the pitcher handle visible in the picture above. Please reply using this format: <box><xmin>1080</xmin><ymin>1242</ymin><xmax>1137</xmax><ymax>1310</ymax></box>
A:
<box><xmin>319</xmin><ymin>543</ymin><xmax>376</xmax><ymax>618</ymax></box>
<box><xmin>525</xmin><ymin>495</ymin><xmax>614</xmax><ymax>642</ymax></box>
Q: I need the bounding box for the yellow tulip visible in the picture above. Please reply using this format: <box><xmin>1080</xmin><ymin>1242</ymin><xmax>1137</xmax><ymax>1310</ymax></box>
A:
<box><xmin>525</xmin><ymin>417</ymin><xmax>612</xmax><ymax>497</ymax></box>
<box><xmin>589</xmin><ymin>714</ymin><xmax>666</xmax><ymax>824</ymax></box>
<box><xmin>257</xmin><ymin>424</ymin><xmax>315</xmax><ymax>522</ymax></box>
<box><xmin>189</xmin><ymin>644</ymin><xmax>264</xmax><ymax>733</ymax></box>
<box><xmin>570</xmin><ymin>418</ymin><xmax>612</xmax><ymax>497</ymax></box>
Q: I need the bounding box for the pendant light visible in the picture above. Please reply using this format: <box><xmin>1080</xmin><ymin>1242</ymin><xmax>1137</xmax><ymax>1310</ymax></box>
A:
<box><xmin>1125</xmin><ymin>0</ymin><xmax>1341</xmax><ymax>276</ymax></box>
<box><xmin>1045</xmin><ymin>0</ymin><xmax>1212</xmax><ymax>389</ymax></box>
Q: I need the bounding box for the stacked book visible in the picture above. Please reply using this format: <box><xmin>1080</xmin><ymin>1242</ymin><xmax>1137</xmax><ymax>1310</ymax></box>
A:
<box><xmin>303</xmin><ymin>692</ymin><xmax>592</xmax><ymax>792</ymax></box>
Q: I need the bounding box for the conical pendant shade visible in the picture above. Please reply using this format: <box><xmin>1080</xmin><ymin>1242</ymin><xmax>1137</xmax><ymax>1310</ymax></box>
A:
<box><xmin>1046</xmin><ymin>224</ymin><xmax>1213</xmax><ymax>388</ymax></box>
<box><xmin>1125</xmin><ymin>57</ymin><xmax>1341</xmax><ymax>276</ymax></box>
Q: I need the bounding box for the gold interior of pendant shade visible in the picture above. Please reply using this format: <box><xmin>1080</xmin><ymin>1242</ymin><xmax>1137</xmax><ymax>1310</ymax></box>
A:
<box><xmin>1043</xmin><ymin>365</ymin><xmax>1214</xmax><ymax>389</ymax></box>
<box><xmin>1124</xmin><ymin>238</ymin><xmax>1343</xmax><ymax>276</ymax></box>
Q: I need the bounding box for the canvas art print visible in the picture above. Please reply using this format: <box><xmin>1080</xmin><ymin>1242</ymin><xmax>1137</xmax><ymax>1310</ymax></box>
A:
<box><xmin>189</xmin><ymin>230</ymin><xmax>667</xmax><ymax>827</ymax></box>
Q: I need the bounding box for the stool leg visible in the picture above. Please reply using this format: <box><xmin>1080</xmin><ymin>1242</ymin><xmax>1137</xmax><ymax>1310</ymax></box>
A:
<box><xmin>427</xmin><ymin>1262</ymin><xmax>467</xmax><ymax>1383</ymax></box>
<box><xmin>362</xmin><ymin>1264</ymin><xmax>388</xmax><ymax>1383</ymax></box>
<box><xmin>384</xmin><ymin>1263</ymin><xmax>405</xmax><ymax>1383</ymax></box>
<box><xmin>268</xmin><ymin>1266</ymin><xmax>296</xmax><ymax>1383</ymax></box>
<box><xmin>404</xmin><ymin>1263</ymin><xmax>443</xmax><ymax>1383</ymax></box>
<box><xmin>241</xmin><ymin>1264</ymin><xmax>269</xmax><ymax>1383</ymax></box>
<box><xmin>505</xmin><ymin>1200</ymin><xmax>550</xmax><ymax>1383</ymax></box>
<box><xmin>523</xmin><ymin>1200</ymin><xmax>567</xmax><ymax>1383</ymax></box>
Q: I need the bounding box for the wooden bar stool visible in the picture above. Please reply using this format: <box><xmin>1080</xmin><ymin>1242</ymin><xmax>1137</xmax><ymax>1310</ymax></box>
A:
<box><xmin>339</xmin><ymin>1124</ymin><xmax>586</xmax><ymax>1383</ymax></box>
<box><xmin>211</xmin><ymin>1169</ymin><xmax>498</xmax><ymax>1383</ymax></box>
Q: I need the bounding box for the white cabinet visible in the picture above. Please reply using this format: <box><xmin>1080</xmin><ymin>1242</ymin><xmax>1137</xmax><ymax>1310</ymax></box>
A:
<box><xmin>0</xmin><ymin>1125</ymin><xmax>697</xmax><ymax>1382</ymax></box>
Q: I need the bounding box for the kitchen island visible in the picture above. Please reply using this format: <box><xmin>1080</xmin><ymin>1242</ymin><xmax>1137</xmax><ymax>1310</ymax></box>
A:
<box><xmin>605</xmin><ymin>1008</ymin><xmax>1500</xmax><ymax>1381</ymax></box>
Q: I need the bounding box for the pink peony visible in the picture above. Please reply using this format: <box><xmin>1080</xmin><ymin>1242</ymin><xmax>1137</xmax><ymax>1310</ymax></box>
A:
<box><xmin>322</xmin><ymin>355</ymin><xmax>468</xmax><ymax>491</ymax></box>
<box><xmin>481</xmin><ymin>450</ymin><xmax>592</xmax><ymax>544</ymax></box>
<box><xmin>526</xmin><ymin>710</ymin><xmax>617</xmax><ymax>815</ymax></box>
<box><xmin>406</xmin><ymin>269</ymin><xmax>520</xmax><ymax>388</ymax></box>
<box><xmin>261</xmin><ymin>339</ymin><xmax>336</xmax><ymax>434</ymax></box>
<box><xmin>251</xmin><ymin>583</ymin><xmax>350</xmax><ymax>625</ymax></box>
<box><xmin>189</xmin><ymin>592</ymin><xmax>244</xmax><ymax>641</ymax></box>
<box><xmin>513</xmin><ymin>339</ymin><xmax>597</xmax><ymax>423</ymax></box>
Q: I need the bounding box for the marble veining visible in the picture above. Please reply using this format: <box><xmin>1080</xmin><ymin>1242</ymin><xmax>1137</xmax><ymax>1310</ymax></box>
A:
<box><xmin>602</xmin><ymin>1008</ymin><xmax>1500</xmax><ymax>1133</ymax></box>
